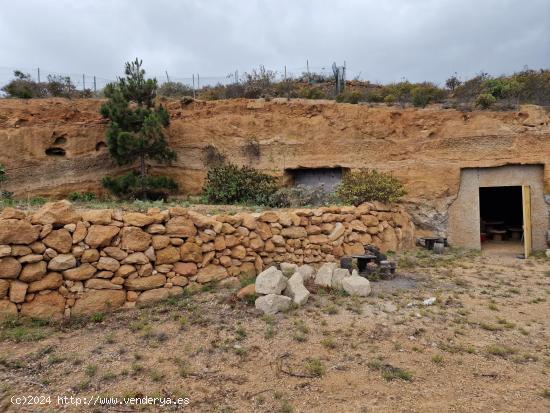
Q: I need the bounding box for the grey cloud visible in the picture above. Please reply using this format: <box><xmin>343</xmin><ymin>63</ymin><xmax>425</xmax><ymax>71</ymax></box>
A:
<box><xmin>0</xmin><ymin>0</ymin><xmax>548</xmax><ymax>86</ymax></box>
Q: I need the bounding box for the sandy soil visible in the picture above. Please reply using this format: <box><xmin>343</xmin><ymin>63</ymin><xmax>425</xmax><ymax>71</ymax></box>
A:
<box><xmin>0</xmin><ymin>249</ymin><xmax>549</xmax><ymax>413</ymax></box>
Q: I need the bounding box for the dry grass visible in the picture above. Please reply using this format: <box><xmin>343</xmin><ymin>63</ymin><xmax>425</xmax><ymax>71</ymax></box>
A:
<box><xmin>0</xmin><ymin>250</ymin><xmax>549</xmax><ymax>412</ymax></box>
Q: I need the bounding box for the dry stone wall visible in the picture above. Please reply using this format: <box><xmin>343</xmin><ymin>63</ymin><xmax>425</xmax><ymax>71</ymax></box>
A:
<box><xmin>0</xmin><ymin>200</ymin><xmax>414</xmax><ymax>319</ymax></box>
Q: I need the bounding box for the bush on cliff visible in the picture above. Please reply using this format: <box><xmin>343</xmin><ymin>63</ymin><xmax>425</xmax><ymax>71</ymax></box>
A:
<box><xmin>100</xmin><ymin>59</ymin><xmax>177</xmax><ymax>200</ymax></box>
<box><xmin>202</xmin><ymin>163</ymin><xmax>278</xmax><ymax>205</ymax></box>
<box><xmin>336</xmin><ymin>169</ymin><xmax>406</xmax><ymax>205</ymax></box>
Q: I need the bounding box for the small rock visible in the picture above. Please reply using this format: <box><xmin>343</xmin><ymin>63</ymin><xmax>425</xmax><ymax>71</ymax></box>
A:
<box><xmin>255</xmin><ymin>294</ymin><xmax>292</xmax><ymax>315</ymax></box>
<box><xmin>236</xmin><ymin>283</ymin><xmax>255</xmax><ymax>299</ymax></box>
<box><xmin>280</xmin><ymin>262</ymin><xmax>298</xmax><ymax>277</ymax></box>
<box><xmin>423</xmin><ymin>297</ymin><xmax>437</xmax><ymax>306</ymax></box>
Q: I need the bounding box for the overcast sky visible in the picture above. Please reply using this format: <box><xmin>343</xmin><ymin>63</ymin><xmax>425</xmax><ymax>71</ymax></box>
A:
<box><xmin>0</xmin><ymin>0</ymin><xmax>549</xmax><ymax>87</ymax></box>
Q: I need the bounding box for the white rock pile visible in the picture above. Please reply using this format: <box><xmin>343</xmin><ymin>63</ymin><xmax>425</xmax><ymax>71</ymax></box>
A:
<box><xmin>254</xmin><ymin>262</ymin><xmax>371</xmax><ymax>314</ymax></box>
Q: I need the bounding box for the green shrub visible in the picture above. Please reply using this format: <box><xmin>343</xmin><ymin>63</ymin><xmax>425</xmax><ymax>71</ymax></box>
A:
<box><xmin>336</xmin><ymin>169</ymin><xmax>406</xmax><ymax>205</ymax></box>
<box><xmin>202</xmin><ymin>163</ymin><xmax>278</xmax><ymax>205</ymax></box>
<box><xmin>68</xmin><ymin>192</ymin><xmax>97</xmax><ymax>202</ymax></box>
<box><xmin>411</xmin><ymin>84</ymin><xmax>446</xmax><ymax>107</ymax></box>
<box><xmin>335</xmin><ymin>90</ymin><xmax>363</xmax><ymax>104</ymax></box>
<box><xmin>475</xmin><ymin>93</ymin><xmax>497</xmax><ymax>109</ymax></box>
<box><xmin>157</xmin><ymin>81</ymin><xmax>193</xmax><ymax>98</ymax></box>
<box><xmin>365</xmin><ymin>92</ymin><xmax>384</xmax><ymax>103</ymax></box>
<box><xmin>383</xmin><ymin>94</ymin><xmax>396</xmax><ymax>105</ymax></box>
<box><xmin>299</xmin><ymin>86</ymin><xmax>326</xmax><ymax>100</ymax></box>
<box><xmin>102</xmin><ymin>171</ymin><xmax>177</xmax><ymax>200</ymax></box>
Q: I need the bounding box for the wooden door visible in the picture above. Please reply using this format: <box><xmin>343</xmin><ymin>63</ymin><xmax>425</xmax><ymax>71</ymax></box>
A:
<box><xmin>522</xmin><ymin>186</ymin><xmax>532</xmax><ymax>257</ymax></box>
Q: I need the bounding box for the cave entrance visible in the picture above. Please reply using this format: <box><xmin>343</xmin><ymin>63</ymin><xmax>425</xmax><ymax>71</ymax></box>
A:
<box><xmin>479</xmin><ymin>185</ymin><xmax>532</xmax><ymax>257</ymax></box>
<box><xmin>286</xmin><ymin>167</ymin><xmax>346</xmax><ymax>192</ymax></box>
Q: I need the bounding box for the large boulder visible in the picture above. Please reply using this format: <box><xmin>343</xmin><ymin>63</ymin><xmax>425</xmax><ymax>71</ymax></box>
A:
<box><xmin>328</xmin><ymin>222</ymin><xmax>345</xmax><ymax>241</ymax></box>
<box><xmin>9</xmin><ymin>280</ymin><xmax>28</xmax><ymax>303</ymax></box>
<box><xmin>173</xmin><ymin>262</ymin><xmax>197</xmax><ymax>276</ymax></box>
<box><xmin>255</xmin><ymin>266</ymin><xmax>287</xmax><ymax>295</ymax></box>
<box><xmin>0</xmin><ymin>257</ymin><xmax>22</xmax><ymax>279</ymax></box>
<box><xmin>85</xmin><ymin>279</ymin><xmax>123</xmax><ymax>290</ymax></box>
<box><xmin>314</xmin><ymin>262</ymin><xmax>337</xmax><ymax>288</ymax></box>
<box><xmin>124</xmin><ymin>274</ymin><xmax>166</xmax><ymax>291</ymax></box>
<box><xmin>180</xmin><ymin>242</ymin><xmax>202</xmax><ymax>262</ymax></box>
<box><xmin>81</xmin><ymin>209</ymin><xmax>112</xmax><ymax>225</ymax></box>
<box><xmin>85</xmin><ymin>225</ymin><xmax>120</xmax><ymax>248</ymax></box>
<box><xmin>31</xmin><ymin>201</ymin><xmax>80</xmax><ymax>225</ymax></box>
<box><xmin>341</xmin><ymin>273</ymin><xmax>371</xmax><ymax>297</ymax></box>
<box><xmin>96</xmin><ymin>257</ymin><xmax>120</xmax><ymax>272</ymax></box>
<box><xmin>281</xmin><ymin>226</ymin><xmax>308</xmax><ymax>239</ymax></box>
<box><xmin>196</xmin><ymin>265</ymin><xmax>228</xmax><ymax>283</ymax></box>
<box><xmin>43</xmin><ymin>229</ymin><xmax>73</xmax><ymax>253</ymax></box>
<box><xmin>0</xmin><ymin>279</ymin><xmax>9</xmax><ymax>298</ymax></box>
<box><xmin>255</xmin><ymin>294</ymin><xmax>292</xmax><ymax>315</ymax></box>
<box><xmin>122</xmin><ymin>212</ymin><xmax>155</xmax><ymax>227</ymax></box>
<box><xmin>155</xmin><ymin>246</ymin><xmax>180</xmax><ymax>264</ymax></box>
<box><xmin>0</xmin><ymin>219</ymin><xmax>40</xmax><ymax>244</ymax></box>
<box><xmin>47</xmin><ymin>254</ymin><xmax>76</xmax><ymax>271</ymax></box>
<box><xmin>187</xmin><ymin>211</ymin><xmax>222</xmax><ymax>233</ymax></box>
<box><xmin>0</xmin><ymin>299</ymin><xmax>18</xmax><ymax>319</ymax></box>
<box><xmin>284</xmin><ymin>273</ymin><xmax>310</xmax><ymax>305</ymax></box>
<box><xmin>19</xmin><ymin>261</ymin><xmax>47</xmax><ymax>282</ymax></box>
<box><xmin>28</xmin><ymin>272</ymin><xmax>63</xmax><ymax>293</ymax></box>
<box><xmin>72</xmin><ymin>290</ymin><xmax>126</xmax><ymax>315</ymax></box>
<box><xmin>120</xmin><ymin>227</ymin><xmax>152</xmax><ymax>251</ymax></box>
<box><xmin>20</xmin><ymin>292</ymin><xmax>65</xmax><ymax>319</ymax></box>
<box><xmin>63</xmin><ymin>264</ymin><xmax>96</xmax><ymax>281</ymax></box>
<box><xmin>136</xmin><ymin>286</ymin><xmax>183</xmax><ymax>307</ymax></box>
<box><xmin>165</xmin><ymin>216</ymin><xmax>197</xmax><ymax>237</ymax></box>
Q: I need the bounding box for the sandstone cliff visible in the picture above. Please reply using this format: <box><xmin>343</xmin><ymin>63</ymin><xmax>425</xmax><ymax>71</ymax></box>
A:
<box><xmin>0</xmin><ymin>98</ymin><xmax>549</xmax><ymax>232</ymax></box>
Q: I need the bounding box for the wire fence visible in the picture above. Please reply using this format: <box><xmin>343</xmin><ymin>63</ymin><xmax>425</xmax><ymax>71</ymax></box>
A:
<box><xmin>0</xmin><ymin>62</ymin><xmax>344</xmax><ymax>94</ymax></box>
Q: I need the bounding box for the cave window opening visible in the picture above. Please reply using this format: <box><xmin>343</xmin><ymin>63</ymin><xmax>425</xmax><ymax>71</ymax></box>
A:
<box><xmin>45</xmin><ymin>147</ymin><xmax>66</xmax><ymax>157</ymax></box>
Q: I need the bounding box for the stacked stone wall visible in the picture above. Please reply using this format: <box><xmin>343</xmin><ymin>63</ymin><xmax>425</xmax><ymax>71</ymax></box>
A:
<box><xmin>0</xmin><ymin>201</ymin><xmax>414</xmax><ymax>319</ymax></box>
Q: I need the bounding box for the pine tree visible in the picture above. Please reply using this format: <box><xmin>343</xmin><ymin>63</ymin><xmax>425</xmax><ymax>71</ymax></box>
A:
<box><xmin>101</xmin><ymin>59</ymin><xmax>177</xmax><ymax>199</ymax></box>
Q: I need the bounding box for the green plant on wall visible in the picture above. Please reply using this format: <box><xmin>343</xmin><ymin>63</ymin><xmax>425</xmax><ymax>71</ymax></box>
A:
<box><xmin>336</xmin><ymin>169</ymin><xmax>406</xmax><ymax>205</ymax></box>
<box><xmin>202</xmin><ymin>163</ymin><xmax>278</xmax><ymax>205</ymax></box>
<box><xmin>100</xmin><ymin>58</ymin><xmax>177</xmax><ymax>200</ymax></box>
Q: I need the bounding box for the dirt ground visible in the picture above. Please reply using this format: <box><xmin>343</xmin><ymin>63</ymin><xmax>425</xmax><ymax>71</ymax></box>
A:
<box><xmin>0</xmin><ymin>248</ymin><xmax>549</xmax><ymax>413</ymax></box>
